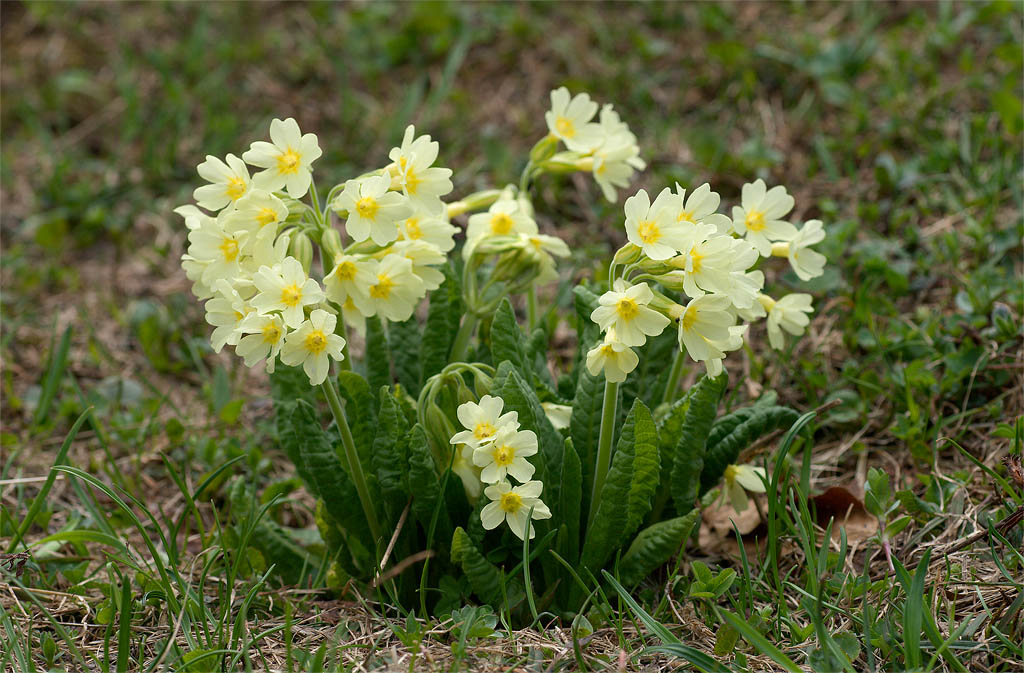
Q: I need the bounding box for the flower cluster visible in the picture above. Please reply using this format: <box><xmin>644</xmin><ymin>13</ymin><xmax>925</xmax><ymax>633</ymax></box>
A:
<box><xmin>544</xmin><ymin>87</ymin><xmax>645</xmax><ymax>201</ymax></box>
<box><xmin>586</xmin><ymin>180</ymin><xmax>826</xmax><ymax>382</ymax></box>
<box><xmin>450</xmin><ymin>396</ymin><xmax>551</xmax><ymax>540</ymax></box>
<box><xmin>178</xmin><ymin>119</ymin><xmax>457</xmax><ymax>385</ymax></box>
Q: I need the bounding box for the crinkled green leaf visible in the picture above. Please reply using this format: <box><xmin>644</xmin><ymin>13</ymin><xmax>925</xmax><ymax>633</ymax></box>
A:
<box><xmin>700</xmin><ymin>405</ymin><xmax>798</xmax><ymax>496</ymax></box>
<box><xmin>421</xmin><ymin>265</ymin><xmax>462</xmax><ymax>381</ymax></box>
<box><xmin>490</xmin><ymin>361</ymin><xmax>562</xmax><ymax>509</ymax></box>
<box><xmin>570</xmin><ymin>357</ymin><xmax>605</xmax><ymax>520</ymax></box>
<box><xmin>388</xmin><ymin>317</ymin><xmax>422</xmax><ymax>396</ymax></box>
<box><xmin>335</xmin><ymin>371</ymin><xmax>376</xmax><ymax>466</ymax></box>
<box><xmin>490</xmin><ymin>299</ymin><xmax>531</xmax><ymax>384</ymax></box>
<box><xmin>559</xmin><ymin>437</ymin><xmax>583</xmax><ymax>565</ymax></box>
<box><xmin>450</xmin><ymin>527</ymin><xmax>524</xmax><ymax>609</ymax></box>
<box><xmin>278</xmin><ymin>399</ymin><xmax>375</xmax><ymax>569</ymax></box>
<box><xmin>618</xmin><ymin>510</ymin><xmax>699</xmax><ymax>587</ymax></box>
<box><xmin>624</xmin><ymin>401</ymin><xmax>660</xmax><ymax>535</ymax></box>
<box><xmin>671</xmin><ymin>374</ymin><xmax>726</xmax><ymax>516</ymax></box>
<box><xmin>581</xmin><ymin>399</ymin><xmax>656</xmax><ymax>573</ymax></box>
<box><xmin>269</xmin><ymin>364</ymin><xmax>318</xmax><ymax>410</ymax></box>
<box><xmin>364</xmin><ymin>315</ymin><xmax>391</xmax><ymax>394</ymax></box>
<box><xmin>408</xmin><ymin>424</ymin><xmax>451</xmax><ymax>544</ymax></box>
<box><xmin>370</xmin><ymin>387</ymin><xmax>411</xmax><ymax>521</ymax></box>
<box><xmin>228</xmin><ymin>478</ymin><xmax>314</xmax><ymax>586</ymax></box>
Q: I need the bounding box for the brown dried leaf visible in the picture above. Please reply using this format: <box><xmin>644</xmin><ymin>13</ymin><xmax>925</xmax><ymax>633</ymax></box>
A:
<box><xmin>809</xmin><ymin>486</ymin><xmax>878</xmax><ymax>543</ymax></box>
<box><xmin>698</xmin><ymin>497</ymin><xmax>767</xmax><ymax>560</ymax></box>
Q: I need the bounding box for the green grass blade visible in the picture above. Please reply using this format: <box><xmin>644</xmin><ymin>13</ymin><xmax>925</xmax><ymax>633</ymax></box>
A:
<box><xmin>601</xmin><ymin>570</ymin><xmax>680</xmax><ymax>645</ymax></box>
<box><xmin>645</xmin><ymin>645</ymin><xmax>728</xmax><ymax>673</ymax></box>
<box><xmin>717</xmin><ymin>609</ymin><xmax>801</xmax><ymax>673</ymax></box>
<box><xmin>33</xmin><ymin>324</ymin><xmax>72</xmax><ymax>426</ymax></box>
<box><xmin>7</xmin><ymin>408</ymin><xmax>90</xmax><ymax>552</ymax></box>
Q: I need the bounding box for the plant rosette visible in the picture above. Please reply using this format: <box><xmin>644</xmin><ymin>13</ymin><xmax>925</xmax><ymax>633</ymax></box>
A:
<box><xmin>174</xmin><ymin>87</ymin><xmax>827</xmax><ymax>619</ymax></box>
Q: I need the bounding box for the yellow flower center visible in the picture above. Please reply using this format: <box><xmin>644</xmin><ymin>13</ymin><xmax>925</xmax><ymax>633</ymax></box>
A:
<box><xmin>219</xmin><ymin>237</ymin><xmax>239</xmax><ymax>262</ymax></box>
<box><xmin>681</xmin><ymin>305</ymin><xmax>698</xmax><ymax>331</ymax></box>
<box><xmin>677</xmin><ymin>210</ymin><xmax>694</xmax><ymax>223</ymax></box>
<box><xmin>404</xmin><ymin>217</ymin><xmax>423</xmax><ymax>240</ymax></box>
<box><xmin>493</xmin><ymin>444</ymin><xmax>515</xmax><ymax>467</ymax></box>
<box><xmin>745</xmin><ymin>209</ymin><xmax>766</xmax><ymax>232</ymax></box>
<box><xmin>499</xmin><ymin>491</ymin><xmax>523</xmax><ymax>513</ymax></box>
<box><xmin>369</xmin><ymin>273</ymin><xmax>394</xmax><ymax>299</ymax></box>
<box><xmin>333</xmin><ymin>261</ymin><xmax>357</xmax><ymax>282</ymax></box>
<box><xmin>225</xmin><ymin>177</ymin><xmax>247</xmax><ymax>200</ymax></box>
<box><xmin>615</xmin><ymin>297</ymin><xmax>639</xmax><ymax>320</ymax></box>
<box><xmin>554</xmin><ymin>116</ymin><xmax>575</xmax><ymax>138</ymax></box>
<box><xmin>355</xmin><ymin>196</ymin><xmax>379</xmax><ymax>220</ymax></box>
<box><xmin>489</xmin><ymin>213</ymin><xmax>514</xmax><ymax>235</ymax></box>
<box><xmin>304</xmin><ymin>329</ymin><xmax>328</xmax><ymax>355</ymax></box>
<box><xmin>277</xmin><ymin>149</ymin><xmax>301</xmax><ymax>175</ymax></box>
<box><xmin>600</xmin><ymin>344</ymin><xmax>616</xmax><ymax>356</ymax></box>
<box><xmin>723</xmin><ymin>464</ymin><xmax>738</xmax><ymax>485</ymax></box>
<box><xmin>688</xmin><ymin>246</ymin><xmax>703</xmax><ymax>273</ymax></box>
<box><xmin>256</xmin><ymin>207</ymin><xmax>278</xmax><ymax>227</ymax></box>
<box><xmin>636</xmin><ymin>220</ymin><xmax>660</xmax><ymax>244</ymax></box>
<box><xmin>262</xmin><ymin>323</ymin><xmax>282</xmax><ymax>343</ymax></box>
<box><xmin>473</xmin><ymin>421</ymin><xmax>496</xmax><ymax>440</ymax></box>
<box><xmin>280</xmin><ymin>283</ymin><xmax>302</xmax><ymax>307</ymax></box>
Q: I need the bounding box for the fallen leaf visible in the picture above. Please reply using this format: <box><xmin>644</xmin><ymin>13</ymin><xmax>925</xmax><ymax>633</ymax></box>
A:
<box><xmin>698</xmin><ymin>497</ymin><xmax>767</xmax><ymax>559</ymax></box>
<box><xmin>809</xmin><ymin>486</ymin><xmax>878</xmax><ymax>543</ymax></box>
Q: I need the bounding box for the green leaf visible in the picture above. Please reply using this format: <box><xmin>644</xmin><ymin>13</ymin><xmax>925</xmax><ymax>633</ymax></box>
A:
<box><xmin>624</xmin><ymin>401</ymin><xmax>659</xmax><ymax>535</ymax></box>
<box><xmin>572</xmin><ymin>285</ymin><xmax>601</xmax><ymax>370</ymax></box>
<box><xmin>618</xmin><ymin>510</ymin><xmax>699</xmax><ymax>587</ymax></box>
<box><xmin>490</xmin><ymin>299</ymin><xmax>531</xmax><ymax>384</ymax></box>
<box><xmin>671</xmin><ymin>374</ymin><xmax>726</xmax><ymax>516</ymax></box>
<box><xmin>421</xmin><ymin>265</ymin><xmax>462</xmax><ymax>382</ymax></box>
<box><xmin>527</xmin><ymin>326</ymin><xmax>557</xmax><ymax>392</ymax></box>
<box><xmin>581</xmin><ymin>399</ymin><xmax>656</xmax><ymax>573</ymax></box>
<box><xmin>388</xmin><ymin>317</ymin><xmax>422</xmax><ymax>396</ymax></box>
<box><xmin>623</xmin><ymin>330</ymin><xmax>678</xmax><ymax>408</ymax></box>
<box><xmin>450</xmin><ymin>527</ymin><xmax>524</xmax><ymax>609</ymax></box>
<box><xmin>864</xmin><ymin>467</ymin><xmax>891</xmax><ymax>518</ymax></box>
<box><xmin>408</xmin><ymin>424</ymin><xmax>451</xmax><ymax>543</ymax></box>
<box><xmin>365</xmin><ymin>315</ymin><xmax>392</xmax><ymax>393</ymax></box>
<box><xmin>559</xmin><ymin>437</ymin><xmax>583</xmax><ymax>565</ymax></box>
<box><xmin>700</xmin><ymin>405</ymin><xmax>799</xmax><ymax>496</ymax></box>
<box><xmin>335</xmin><ymin>371</ymin><xmax>377</xmax><ymax>466</ymax></box>
<box><xmin>370</xmin><ymin>387</ymin><xmax>411</xmax><ymax>521</ymax></box>
<box><xmin>270</xmin><ymin>364</ymin><xmax>318</xmax><ymax>410</ymax></box>
<box><xmin>227</xmin><ymin>479</ymin><xmax>314</xmax><ymax>586</ymax></box>
<box><xmin>569</xmin><ymin>357</ymin><xmax>605</xmax><ymax>519</ymax></box>
<box><xmin>490</xmin><ymin>362</ymin><xmax>562</xmax><ymax>509</ymax></box>
<box><xmin>278</xmin><ymin>399</ymin><xmax>374</xmax><ymax>566</ymax></box>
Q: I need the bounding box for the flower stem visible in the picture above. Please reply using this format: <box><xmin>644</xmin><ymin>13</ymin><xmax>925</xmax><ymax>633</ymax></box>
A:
<box><xmin>450</xmin><ymin>313</ymin><xmax>479</xmax><ymax>363</ymax></box>
<box><xmin>587</xmin><ymin>379</ymin><xmax>619</xmax><ymax>532</ymax></box>
<box><xmin>661</xmin><ymin>349</ymin><xmax>686</xmax><ymax>405</ymax></box>
<box><xmin>321</xmin><ymin>380</ymin><xmax>381</xmax><ymax>544</ymax></box>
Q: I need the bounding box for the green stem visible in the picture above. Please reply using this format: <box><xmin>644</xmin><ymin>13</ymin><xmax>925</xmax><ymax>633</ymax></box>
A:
<box><xmin>336</xmin><ymin>310</ymin><xmax>351</xmax><ymax>372</ymax></box>
<box><xmin>661</xmin><ymin>349</ymin><xmax>686</xmax><ymax>405</ymax></box>
<box><xmin>526</xmin><ymin>283</ymin><xmax>538</xmax><ymax>331</ymax></box>
<box><xmin>308</xmin><ymin>180</ymin><xmax>325</xmax><ymax>225</ymax></box>
<box><xmin>586</xmin><ymin>380</ymin><xmax>619</xmax><ymax>532</ymax></box>
<box><xmin>450</xmin><ymin>313</ymin><xmax>479</xmax><ymax>363</ymax></box>
<box><xmin>321</xmin><ymin>380</ymin><xmax>381</xmax><ymax>544</ymax></box>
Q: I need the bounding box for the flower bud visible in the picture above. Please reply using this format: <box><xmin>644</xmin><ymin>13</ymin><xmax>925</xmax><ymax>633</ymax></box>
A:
<box><xmin>529</xmin><ymin>133</ymin><xmax>560</xmax><ymax>163</ymax></box>
<box><xmin>612</xmin><ymin>243</ymin><xmax>642</xmax><ymax>266</ymax></box>
<box><xmin>320</xmin><ymin>227</ymin><xmax>344</xmax><ymax>261</ymax></box>
<box><xmin>448</xmin><ymin>189</ymin><xmax>503</xmax><ymax>218</ymax></box>
<box><xmin>289</xmin><ymin>231</ymin><xmax>313</xmax><ymax>274</ymax></box>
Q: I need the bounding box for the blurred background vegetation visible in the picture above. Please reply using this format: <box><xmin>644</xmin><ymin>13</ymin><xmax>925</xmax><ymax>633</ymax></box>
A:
<box><xmin>3</xmin><ymin>1</ymin><xmax>1019</xmax><ymax>453</ymax></box>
